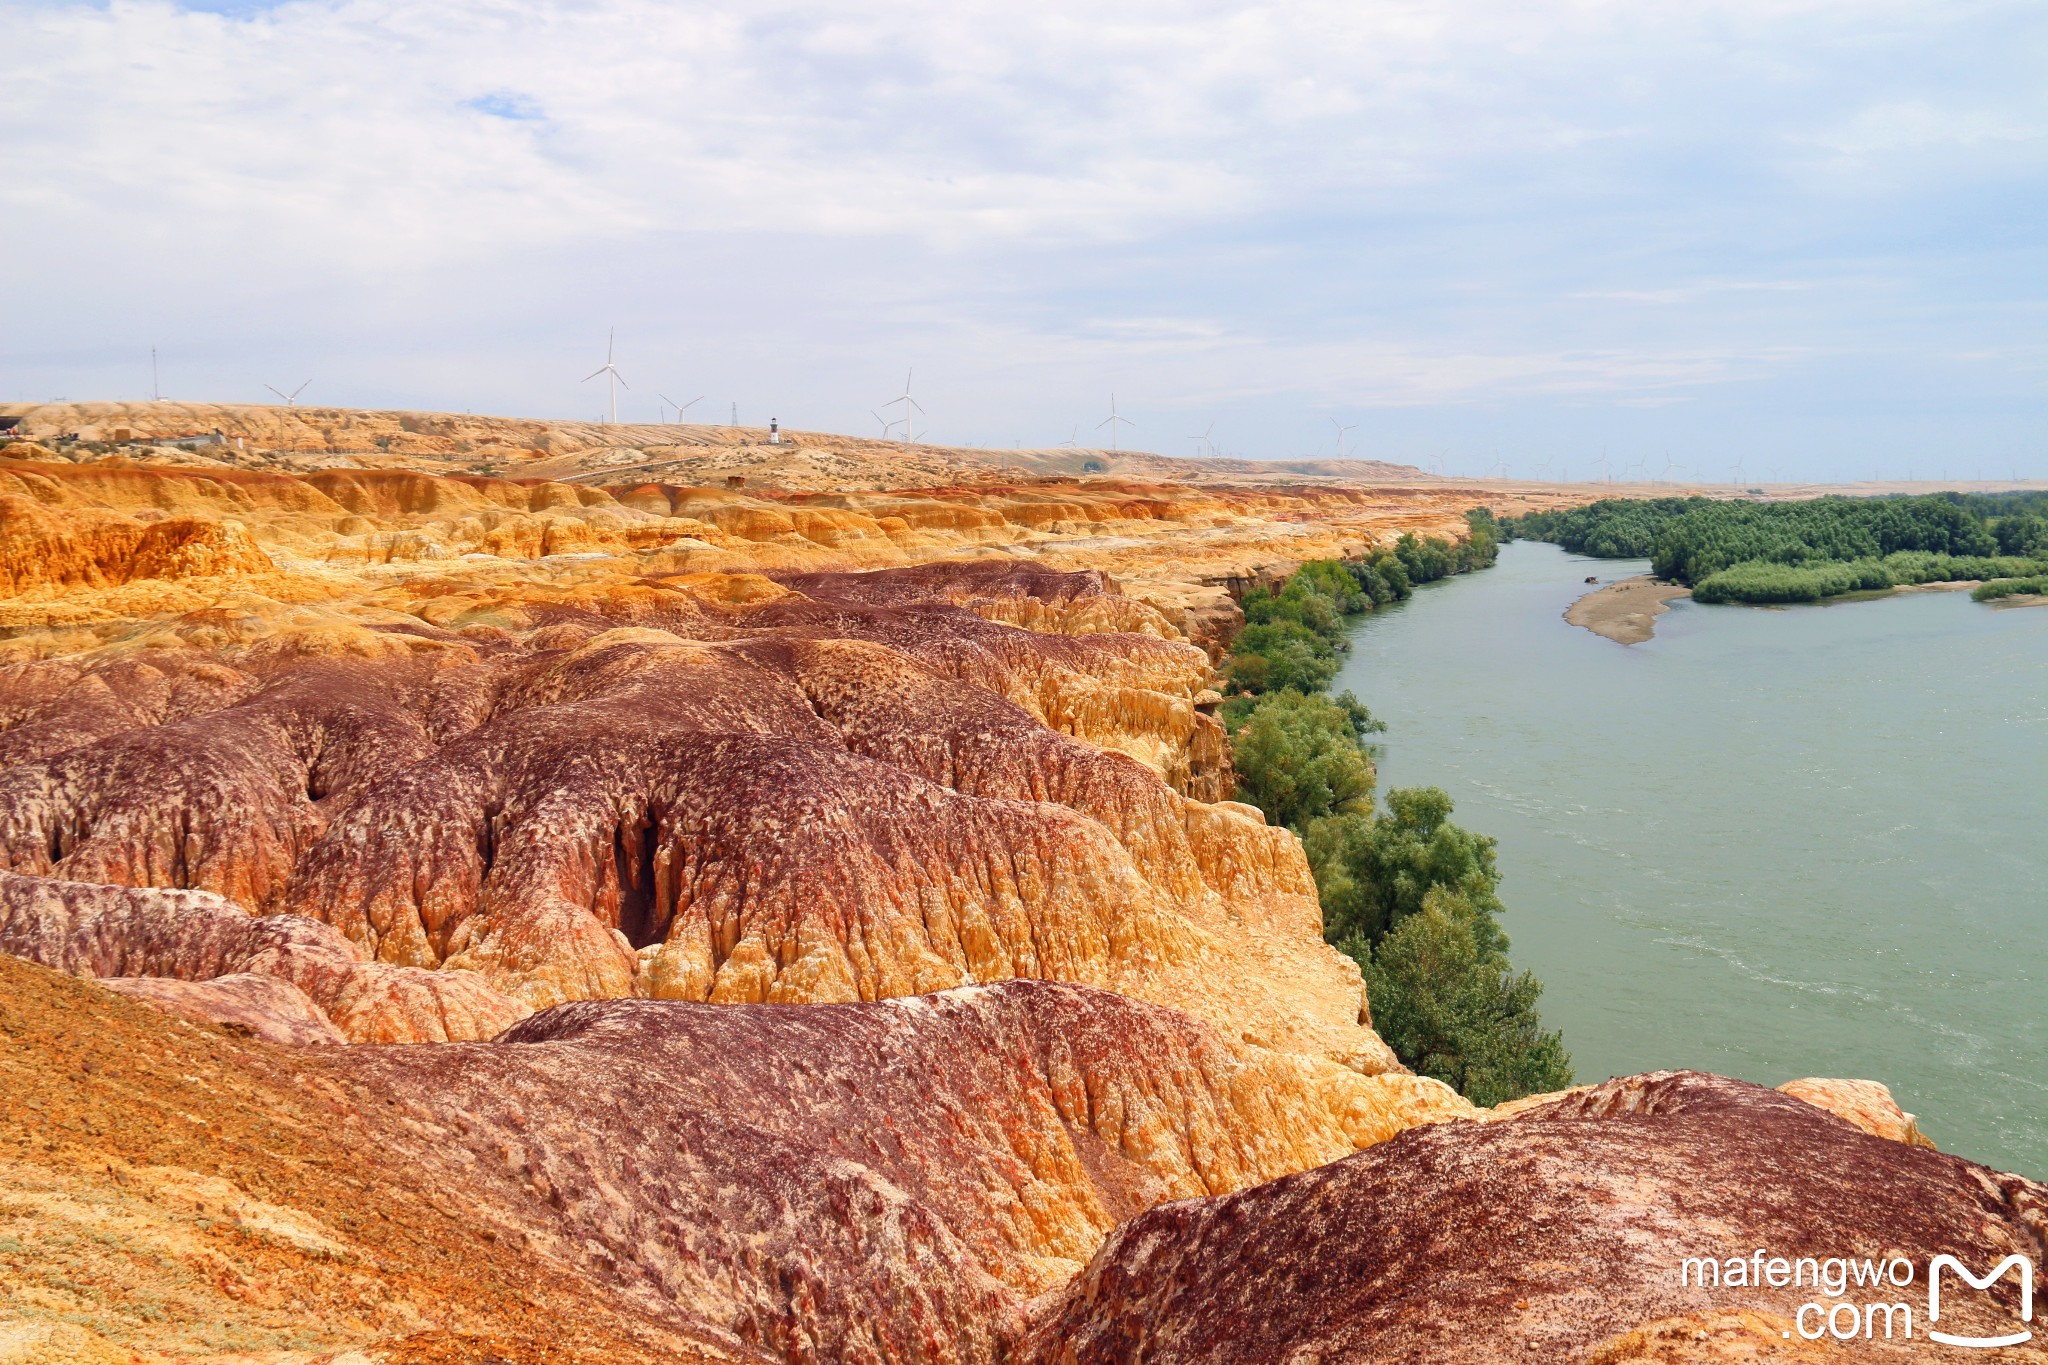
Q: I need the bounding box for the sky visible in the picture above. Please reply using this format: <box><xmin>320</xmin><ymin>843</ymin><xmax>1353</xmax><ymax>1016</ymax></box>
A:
<box><xmin>2</xmin><ymin>0</ymin><xmax>2044</xmax><ymax>479</ymax></box>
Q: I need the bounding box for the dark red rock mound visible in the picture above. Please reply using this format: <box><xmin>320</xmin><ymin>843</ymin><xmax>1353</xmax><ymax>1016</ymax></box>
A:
<box><xmin>0</xmin><ymin>656</ymin><xmax>439</xmax><ymax>909</ymax></box>
<box><xmin>777</xmin><ymin>559</ymin><xmax>1121</xmax><ymax>609</ymax></box>
<box><xmin>1024</xmin><ymin>1071</ymin><xmax>2048</xmax><ymax>1363</ymax></box>
<box><xmin>0</xmin><ymin>868</ymin><xmax>524</xmax><ymax>1042</ymax></box>
<box><xmin>313</xmin><ymin>980</ymin><xmax>1332</xmax><ymax>1363</ymax></box>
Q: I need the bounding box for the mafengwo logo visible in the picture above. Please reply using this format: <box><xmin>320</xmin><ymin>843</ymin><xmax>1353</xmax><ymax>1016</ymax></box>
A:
<box><xmin>1678</xmin><ymin>1251</ymin><xmax>2034</xmax><ymax>1347</ymax></box>
<box><xmin>1929</xmin><ymin>1255</ymin><xmax>2034</xmax><ymax>1349</ymax></box>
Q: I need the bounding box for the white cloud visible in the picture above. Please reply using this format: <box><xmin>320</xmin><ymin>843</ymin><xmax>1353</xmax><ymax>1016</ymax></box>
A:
<box><xmin>0</xmin><ymin>0</ymin><xmax>2043</xmax><ymax>470</ymax></box>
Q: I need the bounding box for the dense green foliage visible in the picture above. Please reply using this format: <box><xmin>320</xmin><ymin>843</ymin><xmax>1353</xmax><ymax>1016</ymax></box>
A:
<box><xmin>1216</xmin><ymin>520</ymin><xmax>1571</xmax><ymax>1103</ymax></box>
<box><xmin>1505</xmin><ymin>493</ymin><xmax>2048</xmax><ymax>604</ymax></box>
<box><xmin>1304</xmin><ymin>786</ymin><xmax>1504</xmax><ymax>945</ymax></box>
<box><xmin>1972</xmin><ymin>575</ymin><xmax>2048</xmax><ymax>603</ymax></box>
<box><xmin>1347</xmin><ymin>889</ymin><xmax>1577</xmax><ymax>1107</ymax></box>
<box><xmin>1229</xmin><ymin>690</ymin><xmax>1381</xmax><ymax>830</ymax></box>
<box><xmin>1222</xmin><ymin>621</ymin><xmax>1344</xmax><ymax>695</ymax></box>
<box><xmin>1689</xmin><ymin>553</ymin><xmax>2048</xmax><ymax>604</ymax></box>
<box><xmin>1223</xmin><ymin>513</ymin><xmax>1499</xmax><ymax>699</ymax></box>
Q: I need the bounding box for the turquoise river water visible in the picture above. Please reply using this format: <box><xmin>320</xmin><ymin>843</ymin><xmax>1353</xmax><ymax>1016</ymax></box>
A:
<box><xmin>1334</xmin><ymin>539</ymin><xmax>2048</xmax><ymax>1176</ymax></box>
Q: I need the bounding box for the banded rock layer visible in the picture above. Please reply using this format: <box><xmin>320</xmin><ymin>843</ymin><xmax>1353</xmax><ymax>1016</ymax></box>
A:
<box><xmin>0</xmin><ymin>452</ymin><xmax>1487</xmax><ymax>654</ymax></box>
<box><xmin>0</xmin><ymin>561</ymin><xmax>1385</xmax><ymax>1072</ymax></box>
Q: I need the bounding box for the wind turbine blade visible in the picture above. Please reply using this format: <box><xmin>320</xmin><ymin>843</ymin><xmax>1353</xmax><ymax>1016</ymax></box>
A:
<box><xmin>660</xmin><ymin>394</ymin><xmax>678</xmax><ymax>407</ymax></box>
<box><xmin>684</xmin><ymin>397</ymin><xmax>703</xmax><ymax>409</ymax></box>
<box><xmin>292</xmin><ymin>382</ymin><xmax>310</xmax><ymax>399</ymax></box>
<box><xmin>907</xmin><ymin>398</ymin><xmax>925</xmax><ymax>412</ymax></box>
<box><xmin>614</xmin><ymin>373</ymin><xmax>630</xmax><ymax>389</ymax></box>
<box><xmin>265</xmin><ymin>385</ymin><xmax>287</xmax><ymax>401</ymax></box>
<box><xmin>1096</xmin><ymin>416</ymin><xmax>1114</xmax><ymax>429</ymax></box>
<box><xmin>582</xmin><ymin>368</ymin><xmax>608</xmax><ymax>382</ymax></box>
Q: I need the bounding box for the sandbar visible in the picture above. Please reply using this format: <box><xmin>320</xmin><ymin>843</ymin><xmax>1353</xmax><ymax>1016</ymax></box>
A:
<box><xmin>1566</xmin><ymin>575</ymin><xmax>1691</xmax><ymax>644</ymax></box>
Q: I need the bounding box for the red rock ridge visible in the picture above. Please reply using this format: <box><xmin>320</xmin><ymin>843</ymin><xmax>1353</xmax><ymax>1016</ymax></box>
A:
<box><xmin>321</xmin><ymin>979</ymin><xmax>1421</xmax><ymax>1356</ymax></box>
<box><xmin>1022</xmin><ymin>1070</ymin><xmax>2048</xmax><ymax>1363</ymax></box>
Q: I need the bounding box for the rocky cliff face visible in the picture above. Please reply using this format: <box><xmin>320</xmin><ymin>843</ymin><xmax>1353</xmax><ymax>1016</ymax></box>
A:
<box><xmin>341</xmin><ymin>980</ymin><xmax>1450</xmax><ymax>1356</ymax></box>
<box><xmin>0</xmin><ymin>957</ymin><xmax>727</xmax><ymax>1365</ymax></box>
<box><xmin>0</xmin><ymin>871</ymin><xmax>523</xmax><ymax>1043</ymax></box>
<box><xmin>1025</xmin><ymin>1071</ymin><xmax>2048</xmax><ymax>1363</ymax></box>
<box><xmin>0</xmin><ymin>451</ymin><xmax>1489</xmax><ymax>654</ymax></box>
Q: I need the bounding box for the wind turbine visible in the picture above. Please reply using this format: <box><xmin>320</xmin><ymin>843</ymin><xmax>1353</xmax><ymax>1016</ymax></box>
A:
<box><xmin>1592</xmin><ymin>451</ymin><xmax>1611</xmax><ymax>483</ymax></box>
<box><xmin>151</xmin><ymin>347</ymin><xmax>165</xmax><ymax>402</ymax></box>
<box><xmin>1096</xmin><ymin>394</ymin><xmax>1135</xmax><ymax>452</ymax></box>
<box><xmin>660</xmin><ymin>393</ymin><xmax>702</xmax><ymax>425</ymax></box>
<box><xmin>870</xmin><ymin>409</ymin><xmax>900</xmax><ymax>439</ymax></box>
<box><xmin>1330</xmin><ymin>418</ymin><xmax>1358</xmax><ymax>457</ymax></box>
<box><xmin>1731</xmin><ymin>457</ymin><xmax>1748</xmax><ymax>487</ymax></box>
<box><xmin>881</xmin><ymin>371</ymin><xmax>924</xmax><ymax>451</ymax></box>
<box><xmin>264</xmin><ymin>380</ymin><xmax>310</xmax><ymax>406</ymax></box>
<box><xmin>1490</xmin><ymin>457</ymin><xmax>1508</xmax><ymax>479</ymax></box>
<box><xmin>1187</xmin><ymin>421</ymin><xmax>1217</xmax><ymax>457</ymax></box>
<box><xmin>1059</xmin><ymin>425</ymin><xmax>1079</xmax><ymax>448</ymax></box>
<box><xmin>1661</xmin><ymin>454</ymin><xmax>1676</xmax><ymax>483</ymax></box>
<box><xmin>582</xmin><ymin>330</ymin><xmax>628</xmax><ymax>424</ymax></box>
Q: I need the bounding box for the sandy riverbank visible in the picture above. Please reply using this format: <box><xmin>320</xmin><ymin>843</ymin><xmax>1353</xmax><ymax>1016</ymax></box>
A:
<box><xmin>1565</xmin><ymin>575</ymin><xmax>1691</xmax><ymax>644</ymax></box>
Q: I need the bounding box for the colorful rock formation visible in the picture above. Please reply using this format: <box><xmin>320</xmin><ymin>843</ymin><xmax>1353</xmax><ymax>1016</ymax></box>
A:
<box><xmin>0</xmin><ymin>956</ymin><xmax>1450</xmax><ymax>1362</ymax></box>
<box><xmin>1024</xmin><ymin>1071</ymin><xmax>2048</xmax><ymax>1363</ymax></box>
<box><xmin>1</xmin><ymin>414</ymin><xmax>2032</xmax><ymax>1365</ymax></box>
<box><xmin>0</xmin><ymin>566</ymin><xmax>1382</xmax><ymax>1069</ymax></box>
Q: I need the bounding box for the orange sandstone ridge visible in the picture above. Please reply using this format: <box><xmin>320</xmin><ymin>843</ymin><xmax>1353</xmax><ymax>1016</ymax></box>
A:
<box><xmin>0</xmin><ymin>414</ymin><xmax>2031</xmax><ymax>1364</ymax></box>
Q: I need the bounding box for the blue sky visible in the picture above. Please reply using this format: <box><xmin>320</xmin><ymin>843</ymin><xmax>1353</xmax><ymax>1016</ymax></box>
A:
<box><xmin>2</xmin><ymin>0</ymin><xmax>2043</xmax><ymax>478</ymax></box>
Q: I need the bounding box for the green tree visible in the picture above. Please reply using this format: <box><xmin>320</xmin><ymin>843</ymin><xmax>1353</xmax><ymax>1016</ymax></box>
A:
<box><xmin>1222</xmin><ymin>621</ymin><xmax>1340</xmax><ymax>695</ymax></box>
<box><xmin>1345</xmin><ymin>888</ymin><xmax>1574</xmax><ymax>1107</ymax></box>
<box><xmin>1995</xmin><ymin>514</ymin><xmax>2047</xmax><ymax>557</ymax></box>
<box><xmin>1227</xmin><ymin>690</ymin><xmax>1381</xmax><ymax>830</ymax></box>
<box><xmin>1506</xmin><ymin>492</ymin><xmax>2047</xmax><ymax>599</ymax></box>
<box><xmin>1304</xmin><ymin>785</ymin><xmax>1505</xmax><ymax>944</ymax></box>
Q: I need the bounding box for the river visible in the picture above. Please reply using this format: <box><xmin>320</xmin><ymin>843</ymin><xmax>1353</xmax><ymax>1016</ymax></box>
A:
<box><xmin>1333</xmin><ymin>539</ymin><xmax>2048</xmax><ymax>1176</ymax></box>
